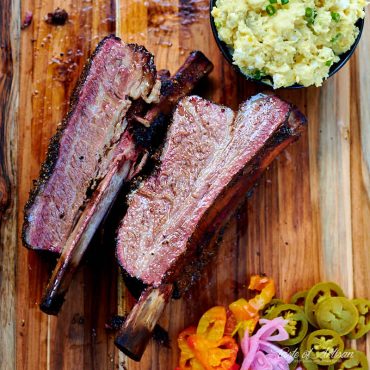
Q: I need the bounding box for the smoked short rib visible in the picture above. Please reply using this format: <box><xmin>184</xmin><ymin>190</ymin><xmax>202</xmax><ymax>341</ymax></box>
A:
<box><xmin>23</xmin><ymin>35</ymin><xmax>159</xmax><ymax>254</ymax></box>
<box><xmin>115</xmin><ymin>94</ymin><xmax>306</xmax><ymax>360</ymax></box>
<box><xmin>116</xmin><ymin>94</ymin><xmax>306</xmax><ymax>287</ymax></box>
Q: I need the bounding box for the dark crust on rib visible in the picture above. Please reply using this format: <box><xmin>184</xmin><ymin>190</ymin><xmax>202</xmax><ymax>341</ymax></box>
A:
<box><xmin>128</xmin><ymin>43</ymin><xmax>157</xmax><ymax>88</ymax></box>
<box><xmin>144</xmin><ymin>51</ymin><xmax>213</xmax><ymax>122</ymax></box>
<box><xmin>22</xmin><ymin>35</ymin><xmax>156</xmax><ymax>251</ymax></box>
<box><xmin>131</xmin><ymin>51</ymin><xmax>213</xmax><ymax>151</ymax></box>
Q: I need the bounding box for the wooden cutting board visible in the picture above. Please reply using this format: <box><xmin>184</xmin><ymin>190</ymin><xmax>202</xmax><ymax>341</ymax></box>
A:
<box><xmin>0</xmin><ymin>0</ymin><xmax>369</xmax><ymax>369</ymax></box>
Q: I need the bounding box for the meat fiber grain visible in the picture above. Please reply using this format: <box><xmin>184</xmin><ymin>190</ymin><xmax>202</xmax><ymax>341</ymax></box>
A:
<box><xmin>23</xmin><ymin>36</ymin><xmax>158</xmax><ymax>253</ymax></box>
<box><xmin>116</xmin><ymin>94</ymin><xmax>306</xmax><ymax>287</ymax></box>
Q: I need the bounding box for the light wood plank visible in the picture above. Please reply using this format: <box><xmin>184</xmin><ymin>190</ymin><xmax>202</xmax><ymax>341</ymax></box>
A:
<box><xmin>317</xmin><ymin>68</ymin><xmax>354</xmax><ymax>294</ymax></box>
<box><xmin>351</xmin><ymin>7</ymin><xmax>370</xmax><ymax>355</ymax></box>
<box><xmin>0</xmin><ymin>0</ymin><xmax>20</xmax><ymax>369</ymax></box>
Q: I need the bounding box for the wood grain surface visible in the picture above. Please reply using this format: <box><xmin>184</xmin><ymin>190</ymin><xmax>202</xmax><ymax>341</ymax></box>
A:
<box><xmin>0</xmin><ymin>0</ymin><xmax>19</xmax><ymax>369</ymax></box>
<box><xmin>0</xmin><ymin>0</ymin><xmax>369</xmax><ymax>369</ymax></box>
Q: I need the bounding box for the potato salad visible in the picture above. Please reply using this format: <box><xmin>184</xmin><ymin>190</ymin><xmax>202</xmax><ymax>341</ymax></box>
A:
<box><xmin>212</xmin><ymin>0</ymin><xmax>367</xmax><ymax>88</ymax></box>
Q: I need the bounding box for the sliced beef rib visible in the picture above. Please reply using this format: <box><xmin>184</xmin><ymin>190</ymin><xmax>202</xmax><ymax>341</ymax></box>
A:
<box><xmin>116</xmin><ymin>94</ymin><xmax>306</xmax><ymax>286</ymax></box>
<box><xmin>23</xmin><ymin>35</ymin><xmax>158</xmax><ymax>254</ymax></box>
<box><xmin>115</xmin><ymin>94</ymin><xmax>306</xmax><ymax>360</ymax></box>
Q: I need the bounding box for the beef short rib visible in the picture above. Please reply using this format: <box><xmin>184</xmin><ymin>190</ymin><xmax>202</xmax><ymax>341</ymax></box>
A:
<box><xmin>116</xmin><ymin>94</ymin><xmax>306</xmax><ymax>286</ymax></box>
<box><xmin>23</xmin><ymin>35</ymin><xmax>159</xmax><ymax>254</ymax></box>
<box><xmin>115</xmin><ymin>94</ymin><xmax>306</xmax><ymax>360</ymax></box>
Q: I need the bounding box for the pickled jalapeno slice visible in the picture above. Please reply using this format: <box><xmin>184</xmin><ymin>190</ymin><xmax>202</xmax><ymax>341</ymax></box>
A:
<box><xmin>299</xmin><ymin>337</ymin><xmax>318</xmax><ymax>370</ymax></box>
<box><xmin>304</xmin><ymin>282</ymin><xmax>345</xmax><ymax>327</ymax></box>
<box><xmin>334</xmin><ymin>349</ymin><xmax>369</xmax><ymax>370</ymax></box>
<box><xmin>347</xmin><ymin>298</ymin><xmax>370</xmax><ymax>339</ymax></box>
<box><xmin>269</xmin><ymin>304</ymin><xmax>308</xmax><ymax>345</ymax></box>
<box><xmin>306</xmin><ymin>329</ymin><xmax>344</xmax><ymax>366</ymax></box>
<box><xmin>290</xmin><ymin>290</ymin><xmax>308</xmax><ymax>308</ymax></box>
<box><xmin>263</xmin><ymin>299</ymin><xmax>285</xmax><ymax>317</ymax></box>
<box><xmin>288</xmin><ymin>348</ymin><xmax>300</xmax><ymax>370</ymax></box>
<box><xmin>316</xmin><ymin>297</ymin><xmax>358</xmax><ymax>335</ymax></box>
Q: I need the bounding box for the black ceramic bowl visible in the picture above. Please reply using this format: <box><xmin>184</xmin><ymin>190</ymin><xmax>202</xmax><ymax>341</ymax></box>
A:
<box><xmin>210</xmin><ymin>1</ymin><xmax>365</xmax><ymax>89</ymax></box>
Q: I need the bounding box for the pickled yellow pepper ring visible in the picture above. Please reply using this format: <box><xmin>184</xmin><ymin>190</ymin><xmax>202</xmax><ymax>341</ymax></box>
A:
<box><xmin>229</xmin><ymin>275</ymin><xmax>275</xmax><ymax>336</ymax></box>
<box><xmin>196</xmin><ymin>306</ymin><xmax>227</xmax><ymax>341</ymax></box>
<box><xmin>316</xmin><ymin>297</ymin><xmax>358</xmax><ymax>335</ymax></box>
<box><xmin>290</xmin><ymin>290</ymin><xmax>308</xmax><ymax>307</ymax></box>
<box><xmin>268</xmin><ymin>304</ymin><xmax>308</xmax><ymax>345</ymax></box>
<box><xmin>306</xmin><ymin>329</ymin><xmax>344</xmax><ymax>366</ymax></box>
<box><xmin>304</xmin><ymin>282</ymin><xmax>345</xmax><ymax>327</ymax></box>
<box><xmin>335</xmin><ymin>349</ymin><xmax>369</xmax><ymax>370</ymax></box>
<box><xmin>347</xmin><ymin>298</ymin><xmax>370</xmax><ymax>339</ymax></box>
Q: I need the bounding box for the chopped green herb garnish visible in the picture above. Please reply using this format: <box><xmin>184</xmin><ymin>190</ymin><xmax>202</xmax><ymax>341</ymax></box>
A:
<box><xmin>250</xmin><ymin>69</ymin><xmax>268</xmax><ymax>80</ymax></box>
<box><xmin>266</xmin><ymin>4</ymin><xmax>276</xmax><ymax>15</ymax></box>
<box><xmin>331</xmin><ymin>33</ymin><xmax>342</xmax><ymax>43</ymax></box>
<box><xmin>305</xmin><ymin>7</ymin><xmax>313</xmax><ymax>17</ymax></box>
<box><xmin>252</xmin><ymin>70</ymin><xmax>262</xmax><ymax>80</ymax></box>
<box><xmin>325</xmin><ymin>60</ymin><xmax>333</xmax><ymax>67</ymax></box>
<box><xmin>331</xmin><ymin>12</ymin><xmax>340</xmax><ymax>22</ymax></box>
<box><xmin>305</xmin><ymin>7</ymin><xmax>317</xmax><ymax>25</ymax></box>
<box><xmin>269</xmin><ymin>0</ymin><xmax>278</xmax><ymax>4</ymax></box>
<box><xmin>281</xmin><ymin>0</ymin><xmax>289</xmax><ymax>4</ymax></box>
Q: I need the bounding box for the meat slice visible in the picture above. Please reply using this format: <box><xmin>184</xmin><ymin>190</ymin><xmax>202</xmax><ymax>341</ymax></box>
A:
<box><xmin>23</xmin><ymin>35</ymin><xmax>158</xmax><ymax>253</ymax></box>
<box><xmin>116</xmin><ymin>94</ymin><xmax>306</xmax><ymax>287</ymax></box>
<box><xmin>114</xmin><ymin>94</ymin><xmax>306</xmax><ymax>361</ymax></box>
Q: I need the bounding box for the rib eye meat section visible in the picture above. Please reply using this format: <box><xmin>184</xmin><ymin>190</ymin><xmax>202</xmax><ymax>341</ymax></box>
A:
<box><xmin>23</xmin><ymin>35</ymin><xmax>159</xmax><ymax>254</ymax></box>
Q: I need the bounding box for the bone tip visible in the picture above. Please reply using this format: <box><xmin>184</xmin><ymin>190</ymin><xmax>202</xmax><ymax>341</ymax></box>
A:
<box><xmin>114</xmin><ymin>327</ymin><xmax>151</xmax><ymax>362</ymax></box>
<box><xmin>40</xmin><ymin>294</ymin><xmax>65</xmax><ymax>315</ymax></box>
